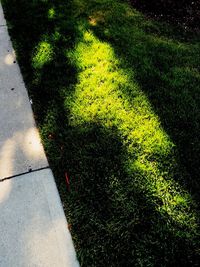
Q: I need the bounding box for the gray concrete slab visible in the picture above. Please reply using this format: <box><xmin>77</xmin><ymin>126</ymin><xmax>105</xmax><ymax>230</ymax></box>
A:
<box><xmin>0</xmin><ymin>3</ymin><xmax>6</xmax><ymax>25</ymax></box>
<box><xmin>0</xmin><ymin>168</ymin><xmax>79</xmax><ymax>267</ymax></box>
<box><xmin>0</xmin><ymin>26</ymin><xmax>48</xmax><ymax>179</ymax></box>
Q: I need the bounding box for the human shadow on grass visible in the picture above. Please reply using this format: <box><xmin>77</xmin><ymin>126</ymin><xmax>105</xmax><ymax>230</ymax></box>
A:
<box><xmin>52</xmin><ymin>122</ymin><xmax>200</xmax><ymax>266</ymax></box>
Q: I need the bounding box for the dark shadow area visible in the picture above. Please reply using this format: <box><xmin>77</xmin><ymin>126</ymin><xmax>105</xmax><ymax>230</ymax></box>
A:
<box><xmin>49</xmin><ymin>122</ymin><xmax>200</xmax><ymax>266</ymax></box>
<box><xmin>128</xmin><ymin>0</ymin><xmax>200</xmax><ymax>33</ymax></box>
<box><xmin>1</xmin><ymin>0</ymin><xmax>200</xmax><ymax>266</ymax></box>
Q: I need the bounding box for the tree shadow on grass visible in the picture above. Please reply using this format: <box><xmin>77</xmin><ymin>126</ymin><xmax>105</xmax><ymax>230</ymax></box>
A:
<box><xmin>2</xmin><ymin>0</ymin><xmax>200</xmax><ymax>266</ymax></box>
<box><xmin>2</xmin><ymin>0</ymin><xmax>78</xmax><ymax>123</ymax></box>
<box><xmin>50</xmin><ymin>122</ymin><xmax>200</xmax><ymax>266</ymax></box>
<box><xmin>58</xmin><ymin>1</ymin><xmax>200</xmax><ymax>265</ymax></box>
<box><xmin>82</xmin><ymin>0</ymin><xmax>200</xmax><ymax>203</ymax></box>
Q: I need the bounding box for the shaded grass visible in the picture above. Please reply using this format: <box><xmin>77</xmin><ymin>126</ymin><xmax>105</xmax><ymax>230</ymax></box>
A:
<box><xmin>1</xmin><ymin>0</ymin><xmax>200</xmax><ymax>266</ymax></box>
<box><xmin>128</xmin><ymin>0</ymin><xmax>200</xmax><ymax>32</ymax></box>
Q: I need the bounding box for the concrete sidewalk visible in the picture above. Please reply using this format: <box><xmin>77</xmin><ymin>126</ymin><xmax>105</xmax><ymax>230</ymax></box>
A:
<box><xmin>0</xmin><ymin>3</ymin><xmax>79</xmax><ymax>266</ymax></box>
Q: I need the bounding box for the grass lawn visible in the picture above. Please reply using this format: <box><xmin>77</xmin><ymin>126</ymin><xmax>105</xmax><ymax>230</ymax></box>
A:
<box><xmin>2</xmin><ymin>0</ymin><xmax>200</xmax><ymax>266</ymax></box>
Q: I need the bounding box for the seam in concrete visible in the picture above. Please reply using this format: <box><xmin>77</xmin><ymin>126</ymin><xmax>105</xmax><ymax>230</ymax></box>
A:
<box><xmin>0</xmin><ymin>166</ymin><xmax>50</xmax><ymax>182</ymax></box>
<box><xmin>0</xmin><ymin>24</ymin><xmax>6</xmax><ymax>27</ymax></box>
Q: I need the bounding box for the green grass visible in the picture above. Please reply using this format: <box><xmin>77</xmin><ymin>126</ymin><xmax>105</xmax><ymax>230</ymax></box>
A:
<box><xmin>2</xmin><ymin>0</ymin><xmax>200</xmax><ymax>266</ymax></box>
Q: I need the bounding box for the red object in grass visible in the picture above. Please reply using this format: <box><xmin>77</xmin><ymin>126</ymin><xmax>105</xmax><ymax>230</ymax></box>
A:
<box><xmin>65</xmin><ymin>172</ymin><xmax>70</xmax><ymax>191</ymax></box>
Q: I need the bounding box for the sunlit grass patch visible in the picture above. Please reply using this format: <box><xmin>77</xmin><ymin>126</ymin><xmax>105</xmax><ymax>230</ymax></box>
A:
<box><xmin>65</xmin><ymin>29</ymin><xmax>198</xmax><ymax>236</ymax></box>
<box><xmin>48</xmin><ymin>7</ymin><xmax>55</xmax><ymax>19</ymax></box>
<box><xmin>32</xmin><ymin>39</ymin><xmax>53</xmax><ymax>69</ymax></box>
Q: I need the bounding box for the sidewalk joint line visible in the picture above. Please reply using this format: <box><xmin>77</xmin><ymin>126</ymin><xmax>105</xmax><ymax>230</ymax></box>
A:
<box><xmin>0</xmin><ymin>24</ymin><xmax>6</xmax><ymax>27</ymax></box>
<box><xmin>0</xmin><ymin>166</ymin><xmax>50</xmax><ymax>182</ymax></box>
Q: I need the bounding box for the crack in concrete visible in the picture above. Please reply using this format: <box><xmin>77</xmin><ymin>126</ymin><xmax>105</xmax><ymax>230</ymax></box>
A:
<box><xmin>0</xmin><ymin>166</ymin><xmax>50</xmax><ymax>182</ymax></box>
